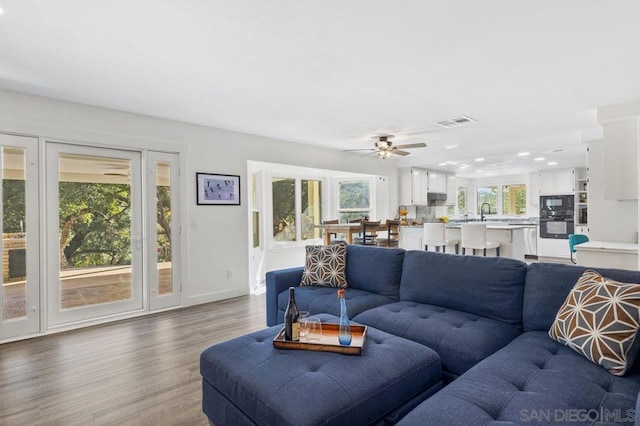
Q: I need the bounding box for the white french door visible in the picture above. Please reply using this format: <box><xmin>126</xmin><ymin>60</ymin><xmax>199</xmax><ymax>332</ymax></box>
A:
<box><xmin>46</xmin><ymin>143</ymin><xmax>143</xmax><ymax>326</ymax></box>
<box><xmin>147</xmin><ymin>151</ymin><xmax>181</xmax><ymax>310</ymax></box>
<box><xmin>0</xmin><ymin>134</ymin><xmax>40</xmax><ymax>340</ymax></box>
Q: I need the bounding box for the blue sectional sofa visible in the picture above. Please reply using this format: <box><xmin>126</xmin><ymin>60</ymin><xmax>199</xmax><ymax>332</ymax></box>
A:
<box><xmin>265</xmin><ymin>245</ymin><xmax>640</xmax><ymax>425</ymax></box>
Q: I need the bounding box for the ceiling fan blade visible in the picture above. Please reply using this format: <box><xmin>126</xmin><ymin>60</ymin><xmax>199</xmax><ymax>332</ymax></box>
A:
<box><xmin>393</xmin><ymin>143</ymin><xmax>427</xmax><ymax>150</ymax></box>
<box><xmin>392</xmin><ymin>150</ymin><xmax>411</xmax><ymax>156</ymax></box>
<box><xmin>344</xmin><ymin>148</ymin><xmax>376</xmax><ymax>152</ymax></box>
<box><xmin>360</xmin><ymin>151</ymin><xmax>379</xmax><ymax>158</ymax></box>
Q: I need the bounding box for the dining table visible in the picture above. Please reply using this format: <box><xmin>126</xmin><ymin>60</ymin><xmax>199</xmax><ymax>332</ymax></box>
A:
<box><xmin>316</xmin><ymin>223</ymin><xmax>387</xmax><ymax>245</ymax></box>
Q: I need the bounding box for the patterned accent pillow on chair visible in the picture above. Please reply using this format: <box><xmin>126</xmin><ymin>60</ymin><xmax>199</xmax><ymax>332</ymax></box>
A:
<box><xmin>549</xmin><ymin>269</ymin><xmax>640</xmax><ymax>375</ymax></box>
<box><xmin>300</xmin><ymin>242</ymin><xmax>347</xmax><ymax>288</ymax></box>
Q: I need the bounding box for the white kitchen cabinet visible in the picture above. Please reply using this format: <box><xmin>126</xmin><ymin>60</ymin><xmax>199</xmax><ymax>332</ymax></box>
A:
<box><xmin>427</xmin><ymin>171</ymin><xmax>447</xmax><ymax>193</ymax></box>
<box><xmin>527</xmin><ymin>172</ymin><xmax>540</xmax><ymax>214</ymax></box>
<box><xmin>602</xmin><ymin>117</ymin><xmax>639</xmax><ymax>200</ymax></box>
<box><xmin>537</xmin><ymin>237</ymin><xmax>570</xmax><ymax>259</ymax></box>
<box><xmin>538</xmin><ymin>169</ymin><xmax>575</xmax><ymax>194</ymax></box>
<box><xmin>400</xmin><ymin>167</ymin><xmax>447</xmax><ymax>205</ymax></box>
<box><xmin>446</xmin><ymin>174</ymin><xmax>457</xmax><ymax>205</ymax></box>
<box><xmin>575</xmin><ymin>225</ymin><xmax>589</xmax><ymax>236</ymax></box>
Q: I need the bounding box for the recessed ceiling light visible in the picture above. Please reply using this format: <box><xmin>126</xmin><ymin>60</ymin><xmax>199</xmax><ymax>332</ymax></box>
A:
<box><xmin>446</xmin><ymin>161</ymin><xmax>457</xmax><ymax>165</ymax></box>
<box><xmin>444</xmin><ymin>144</ymin><xmax>459</xmax><ymax>150</ymax></box>
<box><xmin>547</xmin><ymin>161</ymin><xmax>558</xmax><ymax>166</ymax></box>
<box><xmin>518</xmin><ymin>152</ymin><xmax>530</xmax><ymax>157</ymax></box>
<box><xmin>459</xmin><ymin>165</ymin><xmax>470</xmax><ymax>169</ymax></box>
<box><xmin>475</xmin><ymin>158</ymin><xmax>484</xmax><ymax>162</ymax></box>
<box><xmin>438</xmin><ymin>162</ymin><xmax>447</xmax><ymax>166</ymax></box>
<box><xmin>534</xmin><ymin>157</ymin><xmax>545</xmax><ymax>161</ymax></box>
<box><xmin>476</xmin><ymin>169</ymin><xmax>484</xmax><ymax>173</ymax></box>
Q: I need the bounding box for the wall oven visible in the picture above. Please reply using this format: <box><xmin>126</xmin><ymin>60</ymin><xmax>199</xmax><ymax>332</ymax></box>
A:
<box><xmin>540</xmin><ymin>195</ymin><xmax>574</xmax><ymax>239</ymax></box>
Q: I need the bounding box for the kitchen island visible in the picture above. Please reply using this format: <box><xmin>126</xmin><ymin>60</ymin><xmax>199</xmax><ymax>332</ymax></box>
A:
<box><xmin>400</xmin><ymin>223</ymin><xmax>535</xmax><ymax>261</ymax></box>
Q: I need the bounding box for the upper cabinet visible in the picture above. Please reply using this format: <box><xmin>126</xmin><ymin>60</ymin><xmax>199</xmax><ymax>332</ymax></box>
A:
<box><xmin>399</xmin><ymin>167</ymin><xmax>449</xmax><ymax>205</ymax></box>
<box><xmin>426</xmin><ymin>170</ymin><xmax>447</xmax><ymax>193</ymax></box>
<box><xmin>602</xmin><ymin>117</ymin><xmax>639</xmax><ymax>200</ymax></box>
<box><xmin>538</xmin><ymin>168</ymin><xmax>575</xmax><ymax>194</ymax></box>
<box><xmin>597</xmin><ymin>99</ymin><xmax>640</xmax><ymax>201</ymax></box>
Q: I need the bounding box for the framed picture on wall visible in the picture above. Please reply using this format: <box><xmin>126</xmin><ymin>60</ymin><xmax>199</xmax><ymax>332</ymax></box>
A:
<box><xmin>196</xmin><ymin>173</ymin><xmax>241</xmax><ymax>205</ymax></box>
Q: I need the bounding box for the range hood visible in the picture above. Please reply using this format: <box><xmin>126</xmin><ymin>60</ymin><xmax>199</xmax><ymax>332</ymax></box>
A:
<box><xmin>427</xmin><ymin>192</ymin><xmax>447</xmax><ymax>201</ymax></box>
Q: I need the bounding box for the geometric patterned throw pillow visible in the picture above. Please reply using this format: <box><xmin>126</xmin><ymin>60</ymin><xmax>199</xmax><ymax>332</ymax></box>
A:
<box><xmin>300</xmin><ymin>242</ymin><xmax>347</xmax><ymax>288</ymax></box>
<box><xmin>549</xmin><ymin>269</ymin><xmax>640</xmax><ymax>376</ymax></box>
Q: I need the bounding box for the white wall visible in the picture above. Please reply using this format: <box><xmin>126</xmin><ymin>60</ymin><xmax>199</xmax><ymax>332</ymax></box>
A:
<box><xmin>0</xmin><ymin>89</ymin><xmax>394</xmax><ymax>307</ymax></box>
<box><xmin>587</xmin><ymin>139</ymin><xmax>638</xmax><ymax>242</ymax></box>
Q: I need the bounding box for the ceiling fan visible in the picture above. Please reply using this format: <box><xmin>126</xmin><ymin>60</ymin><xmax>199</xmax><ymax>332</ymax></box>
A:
<box><xmin>345</xmin><ymin>135</ymin><xmax>427</xmax><ymax>159</ymax></box>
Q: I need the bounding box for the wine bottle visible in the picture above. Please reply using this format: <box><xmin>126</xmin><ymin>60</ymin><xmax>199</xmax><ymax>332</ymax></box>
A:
<box><xmin>284</xmin><ymin>287</ymin><xmax>300</xmax><ymax>341</ymax></box>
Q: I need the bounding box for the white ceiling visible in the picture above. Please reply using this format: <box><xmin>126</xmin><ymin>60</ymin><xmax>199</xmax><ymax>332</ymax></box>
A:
<box><xmin>1</xmin><ymin>1</ymin><xmax>639</xmax><ymax>178</ymax></box>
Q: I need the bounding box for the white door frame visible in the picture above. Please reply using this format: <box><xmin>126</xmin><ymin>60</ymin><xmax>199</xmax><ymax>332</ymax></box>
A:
<box><xmin>147</xmin><ymin>151</ymin><xmax>181</xmax><ymax>310</ymax></box>
<box><xmin>0</xmin><ymin>134</ymin><xmax>40</xmax><ymax>340</ymax></box>
<box><xmin>45</xmin><ymin>143</ymin><xmax>144</xmax><ymax>327</ymax></box>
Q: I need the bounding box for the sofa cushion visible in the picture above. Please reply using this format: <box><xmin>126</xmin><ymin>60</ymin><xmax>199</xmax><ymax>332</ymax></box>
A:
<box><xmin>300</xmin><ymin>242</ymin><xmax>347</xmax><ymax>288</ymax></box>
<box><xmin>353</xmin><ymin>301</ymin><xmax>521</xmax><ymax>378</ymax></box>
<box><xmin>523</xmin><ymin>262</ymin><xmax>640</xmax><ymax>332</ymax></box>
<box><xmin>344</xmin><ymin>244</ymin><xmax>405</xmax><ymax>299</ymax></box>
<box><xmin>397</xmin><ymin>331</ymin><xmax>640</xmax><ymax>426</ymax></box>
<box><xmin>549</xmin><ymin>269</ymin><xmax>640</xmax><ymax>376</ymax></box>
<box><xmin>276</xmin><ymin>286</ymin><xmax>395</xmax><ymax>324</ymax></box>
<box><xmin>399</xmin><ymin>251</ymin><xmax>527</xmax><ymax>327</ymax></box>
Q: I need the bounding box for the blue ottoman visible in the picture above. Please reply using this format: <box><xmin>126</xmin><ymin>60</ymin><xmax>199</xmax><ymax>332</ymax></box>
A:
<box><xmin>200</xmin><ymin>314</ymin><xmax>443</xmax><ymax>426</ymax></box>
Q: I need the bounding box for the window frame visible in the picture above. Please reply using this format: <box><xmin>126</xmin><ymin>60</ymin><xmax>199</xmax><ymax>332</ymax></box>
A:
<box><xmin>336</xmin><ymin>178</ymin><xmax>375</xmax><ymax>222</ymax></box>
<box><xmin>268</xmin><ymin>173</ymin><xmax>325</xmax><ymax>248</ymax></box>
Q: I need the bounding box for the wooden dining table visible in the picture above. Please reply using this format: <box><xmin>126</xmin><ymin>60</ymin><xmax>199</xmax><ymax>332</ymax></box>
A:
<box><xmin>316</xmin><ymin>223</ymin><xmax>387</xmax><ymax>245</ymax></box>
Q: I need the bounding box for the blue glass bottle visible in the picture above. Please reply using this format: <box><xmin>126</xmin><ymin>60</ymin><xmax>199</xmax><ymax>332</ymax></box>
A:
<box><xmin>338</xmin><ymin>294</ymin><xmax>352</xmax><ymax>346</ymax></box>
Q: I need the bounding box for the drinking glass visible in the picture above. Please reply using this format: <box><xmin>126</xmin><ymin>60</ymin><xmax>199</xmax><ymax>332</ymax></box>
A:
<box><xmin>306</xmin><ymin>317</ymin><xmax>322</xmax><ymax>341</ymax></box>
<box><xmin>298</xmin><ymin>311</ymin><xmax>310</xmax><ymax>338</ymax></box>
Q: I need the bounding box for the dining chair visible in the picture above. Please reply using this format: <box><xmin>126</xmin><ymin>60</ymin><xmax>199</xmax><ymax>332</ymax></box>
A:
<box><xmin>321</xmin><ymin>219</ymin><xmax>344</xmax><ymax>244</ymax></box>
<box><xmin>460</xmin><ymin>223</ymin><xmax>500</xmax><ymax>256</ymax></box>
<box><xmin>568</xmin><ymin>234</ymin><xmax>589</xmax><ymax>264</ymax></box>
<box><xmin>377</xmin><ymin>220</ymin><xmax>401</xmax><ymax>247</ymax></box>
<box><xmin>423</xmin><ymin>223</ymin><xmax>459</xmax><ymax>254</ymax></box>
<box><xmin>353</xmin><ymin>220</ymin><xmax>381</xmax><ymax>245</ymax></box>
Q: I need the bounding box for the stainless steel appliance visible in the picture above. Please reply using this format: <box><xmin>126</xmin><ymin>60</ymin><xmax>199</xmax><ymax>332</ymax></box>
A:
<box><xmin>540</xmin><ymin>195</ymin><xmax>574</xmax><ymax>239</ymax></box>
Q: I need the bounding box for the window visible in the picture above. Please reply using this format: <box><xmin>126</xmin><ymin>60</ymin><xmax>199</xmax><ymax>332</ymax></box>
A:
<box><xmin>301</xmin><ymin>179</ymin><xmax>322</xmax><ymax>240</ymax></box>
<box><xmin>338</xmin><ymin>179</ymin><xmax>371</xmax><ymax>222</ymax></box>
<box><xmin>272</xmin><ymin>177</ymin><xmax>296</xmax><ymax>241</ymax></box>
<box><xmin>476</xmin><ymin>186</ymin><xmax>498</xmax><ymax>215</ymax></box>
<box><xmin>446</xmin><ymin>186</ymin><xmax>468</xmax><ymax>216</ymax></box>
<box><xmin>272</xmin><ymin>177</ymin><xmax>323</xmax><ymax>243</ymax></box>
<box><xmin>502</xmin><ymin>184</ymin><xmax>527</xmax><ymax>216</ymax></box>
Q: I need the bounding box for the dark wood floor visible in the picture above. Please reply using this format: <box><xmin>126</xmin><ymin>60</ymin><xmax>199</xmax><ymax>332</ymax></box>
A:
<box><xmin>0</xmin><ymin>293</ymin><xmax>267</xmax><ymax>425</ymax></box>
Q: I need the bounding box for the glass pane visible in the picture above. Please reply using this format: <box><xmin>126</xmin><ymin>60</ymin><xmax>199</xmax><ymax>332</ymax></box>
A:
<box><xmin>301</xmin><ymin>180</ymin><xmax>322</xmax><ymax>240</ymax></box>
<box><xmin>457</xmin><ymin>187</ymin><xmax>467</xmax><ymax>213</ymax></box>
<box><xmin>477</xmin><ymin>186</ymin><xmax>498</xmax><ymax>215</ymax></box>
<box><xmin>156</xmin><ymin>161</ymin><xmax>172</xmax><ymax>295</ymax></box>
<box><xmin>339</xmin><ymin>211</ymin><xmax>369</xmax><ymax>222</ymax></box>
<box><xmin>58</xmin><ymin>154</ymin><xmax>133</xmax><ymax>309</ymax></box>
<box><xmin>502</xmin><ymin>184</ymin><xmax>527</xmax><ymax>215</ymax></box>
<box><xmin>339</xmin><ymin>180</ymin><xmax>370</xmax><ymax>209</ymax></box>
<box><xmin>272</xmin><ymin>177</ymin><xmax>296</xmax><ymax>241</ymax></box>
<box><xmin>2</xmin><ymin>147</ymin><xmax>27</xmax><ymax>320</ymax></box>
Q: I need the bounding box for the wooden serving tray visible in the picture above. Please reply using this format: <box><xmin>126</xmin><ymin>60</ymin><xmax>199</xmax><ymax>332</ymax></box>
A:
<box><xmin>273</xmin><ymin>323</ymin><xmax>367</xmax><ymax>355</ymax></box>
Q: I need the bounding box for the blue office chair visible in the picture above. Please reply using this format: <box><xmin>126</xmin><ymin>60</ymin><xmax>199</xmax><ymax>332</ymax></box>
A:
<box><xmin>568</xmin><ymin>234</ymin><xmax>589</xmax><ymax>264</ymax></box>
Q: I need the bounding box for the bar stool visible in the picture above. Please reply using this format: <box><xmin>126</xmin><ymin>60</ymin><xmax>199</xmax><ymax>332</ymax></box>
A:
<box><xmin>423</xmin><ymin>223</ymin><xmax>459</xmax><ymax>254</ymax></box>
<box><xmin>460</xmin><ymin>223</ymin><xmax>500</xmax><ymax>256</ymax></box>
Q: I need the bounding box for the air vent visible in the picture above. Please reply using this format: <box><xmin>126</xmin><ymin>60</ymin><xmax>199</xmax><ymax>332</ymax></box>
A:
<box><xmin>436</xmin><ymin>115</ymin><xmax>476</xmax><ymax>128</ymax></box>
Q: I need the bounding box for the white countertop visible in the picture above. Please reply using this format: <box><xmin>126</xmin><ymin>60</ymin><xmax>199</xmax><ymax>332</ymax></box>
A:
<box><xmin>574</xmin><ymin>241</ymin><xmax>639</xmax><ymax>254</ymax></box>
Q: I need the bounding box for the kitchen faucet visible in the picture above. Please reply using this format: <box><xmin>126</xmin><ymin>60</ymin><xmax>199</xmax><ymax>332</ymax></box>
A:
<box><xmin>480</xmin><ymin>203</ymin><xmax>491</xmax><ymax>222</ymax></box>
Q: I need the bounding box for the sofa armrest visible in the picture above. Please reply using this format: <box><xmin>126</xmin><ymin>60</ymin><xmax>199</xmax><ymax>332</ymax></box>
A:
<box><xmin>265</xmin><ymin>267</ymin><xmax>304</xmax><ymax>326</ymax></box>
